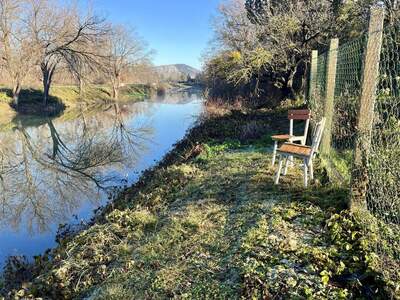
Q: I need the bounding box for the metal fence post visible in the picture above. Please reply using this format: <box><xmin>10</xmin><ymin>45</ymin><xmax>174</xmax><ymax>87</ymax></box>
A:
<box><xmin>321</xmin><ymin>38</ymin><xmax>339</xmax><ymax>155</ymax></box>
<box><xmin>350</xmin><ymin>7</ymin><xmax>385</xmax><ymax>210</ymax></box>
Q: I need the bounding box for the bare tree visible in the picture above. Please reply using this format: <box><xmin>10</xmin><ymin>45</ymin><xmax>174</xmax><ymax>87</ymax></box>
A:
<box><xmin>66</xmin><ymin>30</ymin><xmax>109</xmax><ymax>97</ymax></box>
<box><xmin>67</xmin><ymin>54</ymin><xmax>88</xmax><ymax>97</ymax></box>
<box><xmin>246</xmin><ymin>0</ymin><xmax>335</xmax><ymax>97</ymax></box>
<box><xmin>0</xmin><ymin>0</ymin><xmax>37</xmax><ymax>105</ymax></box>
<box><xmin>213</xmin><ymin>0</ymin><xmax>259</xmax><ymax>53</ymax></box>
<box><xmin>205</xmin><ymin>0</ymin><xmax>334</xmax><ymax>100</ymax></box>
<box><xmin>27</xmin><ymin>0</ymin><xmax>108</xmax><ymax>106</ymax></box>
<box><xmin>104</xmin><ymin>25</ymin><xmax>151</xmax><ymax>99</ymax></box>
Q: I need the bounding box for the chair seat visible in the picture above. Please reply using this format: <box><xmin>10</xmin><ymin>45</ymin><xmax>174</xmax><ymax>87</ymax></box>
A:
<box><xmin>277</xmin><ymin>143</ymin><xmax>312</xmax><ymax>157</ymax></box>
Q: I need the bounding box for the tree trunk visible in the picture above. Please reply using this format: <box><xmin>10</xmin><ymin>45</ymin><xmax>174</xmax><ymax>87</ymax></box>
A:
<box><xmin>47</xmin><ymin>120</ymin><xmax>60</xmax><ymax>159</ymax></box>
<box><xmin>286</xmin><ymin>61</ymin><xmax>301</xmax><ymax>99</ymax></box>
<box><xmin>12</xmin><ymin>81</ymin><xmax>21</xmax><ymax>107</ymax></box>
<box><xmin>112</xmin><ymin>75</ymin><xmax>121</xmax><ymax>100</ymax></box>
<box><xmin>114</xmin><ymin>102</ymin><xmax>121</xmax><ymax>115</ymax></box>
<box><xmin>42</xmin><ymin>63</ymin><xmax>56</xmax><ymax>106</ymax></box>
<box><xmin>112</xmin><ymin>84</ymin><xmax>119</xmax><ymax>100</ymax></box>
<box><xmin>42</xmin><ymin>68</ymin><xmax>50</xmax><ymax>106</ymax></box>
<box><xmin>43</xmin><ymin>80</ymin><xmax>50</xmax><ymax>106</ymax></box>
<box><xmin>78</xmin><ymin>78</ymin><xmax>84</xmax><ymax>97</ymax></box>
<box><xmin>286</xmin><ymin>71</ymin><xmax>296</xmax><ymax>99</ymax></box>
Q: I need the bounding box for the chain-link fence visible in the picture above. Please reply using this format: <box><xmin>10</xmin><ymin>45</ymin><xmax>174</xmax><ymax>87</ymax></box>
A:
<box><xmin>308</xmin><ymin>8</ymin><xmax>399</xmax><ymax>269</ymax></box>
<box><xmin>370</xmin><ymin>21</ymin><xmax>400</xmax><ymax>225</ymax></box>
<box><xmin>309</xmin><ymin>52</ymin><xmax>328</xmax><ymax>124</ymax></box>
<box><xmin>333</xmin><ymin>35</ymin><xmax>366</xmax><ymax>153</ymax></box>
<box><xmin>310</xmin><ymin>36</ymin><xmax>366</xmax><ymax>184</ymax></box>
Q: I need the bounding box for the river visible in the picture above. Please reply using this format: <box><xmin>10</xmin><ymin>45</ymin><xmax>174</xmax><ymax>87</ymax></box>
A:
<box><xmin>0</xmin><ymin>91</ymin><xmax>203</xmax><ymax>269</ymax></box>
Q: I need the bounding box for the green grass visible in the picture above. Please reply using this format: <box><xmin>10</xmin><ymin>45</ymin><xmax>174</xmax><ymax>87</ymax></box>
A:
<box><xmin>49</xmin><ymin>84</ymin><xmax>152</xmax><ymax>104</ymax></box>
<box><xmin>0</xmin><ymin>87</ymin><xmax>62</xmax><ymax>104</ymax></box>
<box><xmin>2</xmin><ymin>108</ymin><xmax>399</xmax><ymax>299</ymax></box>
<box><xmin>51</xmin><ymin>84</ymin><xmax>154</xmax><ymax>105</ymax></box>
<box><xmin>0</xmin><ymin>90</ymin><xmax>12</xmax><ymax>103</ymax></box>
<box><xmin>0</xmin><ymin>84</ymin><xmax>154</xmax><ymax>123</ymax></box>
<box><xmin>0</xmin><ymin>84</ymin><xmax>153</xmax><ymax>109</ymax></box>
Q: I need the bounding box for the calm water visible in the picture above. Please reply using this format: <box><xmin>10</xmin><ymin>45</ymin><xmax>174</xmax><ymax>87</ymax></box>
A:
<box><xmin>0</xmin><ymin>92</ymin><xmax>203</xmax><ymax>269</ymax></box>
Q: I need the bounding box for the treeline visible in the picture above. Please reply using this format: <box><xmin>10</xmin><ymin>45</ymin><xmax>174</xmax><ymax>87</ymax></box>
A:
<box><xmin>0</xmin><ymin>0</ymin><xmax>155</xmax><ymax>106</ymax></box>
<box><xmin>203</xmin><ymin>0</ymin><xmax>400</xmax><ymax>106</ymax></box>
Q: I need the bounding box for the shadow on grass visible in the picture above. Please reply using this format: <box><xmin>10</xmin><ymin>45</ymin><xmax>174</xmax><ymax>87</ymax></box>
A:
<box><xmin>0</xmin><ymin>87</ymin><xmax>66</xmax><ymax>117</ymax></box>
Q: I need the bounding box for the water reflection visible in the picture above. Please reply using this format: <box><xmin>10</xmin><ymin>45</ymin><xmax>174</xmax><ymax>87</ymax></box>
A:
<box><xmin>0</xmin><ymin>103</ymin><xmax>154</xmax><ymax>234</ymax></box>
<box><xmin>0</xmin><ymin>94</ymin><xmax>203</xmax><ymax>268</ymax></box>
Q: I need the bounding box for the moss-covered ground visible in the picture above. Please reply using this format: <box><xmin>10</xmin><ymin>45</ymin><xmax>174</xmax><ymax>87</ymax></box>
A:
<box><xmin>1</xmin><ymin>106</ymin><xmax>399</xmax><ymax>299</ymax></box>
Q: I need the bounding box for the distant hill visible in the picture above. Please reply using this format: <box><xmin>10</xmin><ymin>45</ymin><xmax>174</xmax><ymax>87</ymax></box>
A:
<box><xmin>155</xmin><ymin>64</ymin><xmax>200</xmax><ymax>82</ymax></box>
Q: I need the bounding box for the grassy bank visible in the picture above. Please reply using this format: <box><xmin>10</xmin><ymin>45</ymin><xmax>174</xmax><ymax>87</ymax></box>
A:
<box><xmin>1</xmin><ymin>105</ymin><xmax>399</xmax><ymax>299</ymax></box>
<box><xmin>0</xmin><ymin>103</ymin><xmax>16</xmax><ymax>129</ymax></box>
<box><xmin>50</xmin><ymin>84</ymin><xmax>155</xmax><ymax>106</ymax></box>
<box><xmin>0</xmin><ymin>84</ymin><xmax>155</xmax><ymax>121</ymax></box>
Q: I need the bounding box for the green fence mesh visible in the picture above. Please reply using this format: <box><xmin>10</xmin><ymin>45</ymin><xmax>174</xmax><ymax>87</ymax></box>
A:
<box><xmin>308</xmin><ymin>21</ymin><xmax>399</xmax><ymax>267</ymax></box>
<box><xmin>329</xmin><ymin>35</ymin><xmax>367</xmax><ymax>183</ymax></box>
<box><xmin>368</xmin><ymin>23</ymin><xmax>400</xmax><ymax>226</ymax></box>
<box><xmin>312</xmin><ymin>36</ymin><xmax>367</xmax><ymax>184</ymax></box>
<box><xmin>309</xmin><ymin>52</ymin><xmax>328</xmax><ymax>123</ymax></box>
<box><xmin>316</xmin><ymin>52</ymin><xmax>328</xmax><ymax>97</ymax></box>
<box><xmin>334</xmin><ymin>35</ymin><xmax>367</xmax><ymax>97</ymax></box>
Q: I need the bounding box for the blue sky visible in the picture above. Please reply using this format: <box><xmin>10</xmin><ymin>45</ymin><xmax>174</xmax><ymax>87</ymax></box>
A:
<box><xmin>93</xmin><ymin>0</ymin><xmax>222</xmax><ymax>69</ymax></box>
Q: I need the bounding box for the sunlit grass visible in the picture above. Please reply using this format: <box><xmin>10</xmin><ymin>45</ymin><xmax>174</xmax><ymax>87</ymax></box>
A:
<box><xmin>3</xmin><ymin>108</ymin><xmax>399</xmax><ymax>299</ymax></box>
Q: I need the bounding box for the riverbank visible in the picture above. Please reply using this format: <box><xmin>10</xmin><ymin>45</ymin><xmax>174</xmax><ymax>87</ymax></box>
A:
<box><xmin>1</xmin><ymin>103</ymin><xmax>399</xmax><ymax>299</ymax></box>
<box><xmin>0</xmin><ymin>84</ymin><xmax>156</xmax><ymax>122</ymax></box>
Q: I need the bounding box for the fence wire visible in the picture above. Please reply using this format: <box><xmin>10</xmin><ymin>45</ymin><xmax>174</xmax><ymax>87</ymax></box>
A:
<box><xmin>311</xmin><ymin>37</ymin><xmax>366</xmax><ymax>184</ymax></box>
<box><xmin>309</xmin><ymin>52</ymin><xmax>328</xmax><ymax>123</ymax></box>
<box><xmin>329</xmin><ymin>35</ymin><xmax>367</xmax><ymax>184</ymax></box>
<box><xmin>309</xmin><ymin>21</ymin><xmax>399</xmax><ymax>268</ymax></box>
<box><xmin>369</xmin><ymin>23</ymin><xmax>400</xmax><ymax>226</ymax></box>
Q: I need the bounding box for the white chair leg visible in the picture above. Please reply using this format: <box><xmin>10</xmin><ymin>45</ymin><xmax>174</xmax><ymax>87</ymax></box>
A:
<box><xmin>275</xmin><ymin>158</ymin><xmax>284</xmax><ymax>185</ymax></box>
<box><xmin>303</xmin><ymin>159</ymin><xmax>308</xmax><ymax>188</ymax></box>
<box><xmin>309</xmin><ymin>160</ymin><xmax>314</xmax><ymax>181</ymax></box>
<box><xmin>289</xmin><ymin>155</ymin><xmax>294</xmax><ymax>167</ymax></box>
<box><xmin>271</xmin><ymin>141</ymin><xmax>278</xmax><ymax>166</ymax></box>
<box><xmin>283</xmin><ymin>157</ymin><xmax>290</xmax><ymax>175</ymax></box>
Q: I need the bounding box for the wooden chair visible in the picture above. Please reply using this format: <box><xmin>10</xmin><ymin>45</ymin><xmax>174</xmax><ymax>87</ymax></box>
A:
<box><xmin>274</xmin><ymin>118</ymin><xmax>325</xmax><ymax>188</ymax></box>
<box><xmin>271</xmin><ymin>109</ymin><xmax>311</xmax><ymax>166</ymax></box>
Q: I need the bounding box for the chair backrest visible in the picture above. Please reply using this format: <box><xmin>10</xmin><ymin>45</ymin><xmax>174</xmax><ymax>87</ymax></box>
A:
<box><xmin>288</xmin><ymin>109</ymin><xmax>311</xmax><ymax>121</ymax></box>
<box><xmin>309</xmin><ymin>117</ymin><xmax>326</xmax><ymax>158</ymax></box>
<box><xmin>288</xmin><ymin>109</ymin><xmax>311</xmax><ymax>144</ymax></box>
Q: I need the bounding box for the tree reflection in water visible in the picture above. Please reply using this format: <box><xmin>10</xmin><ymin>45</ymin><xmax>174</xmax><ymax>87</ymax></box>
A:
<box><xmin>0</xmin><ymin>103</ymin><xmax>153</xmax><ymax>234</ymax></box>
